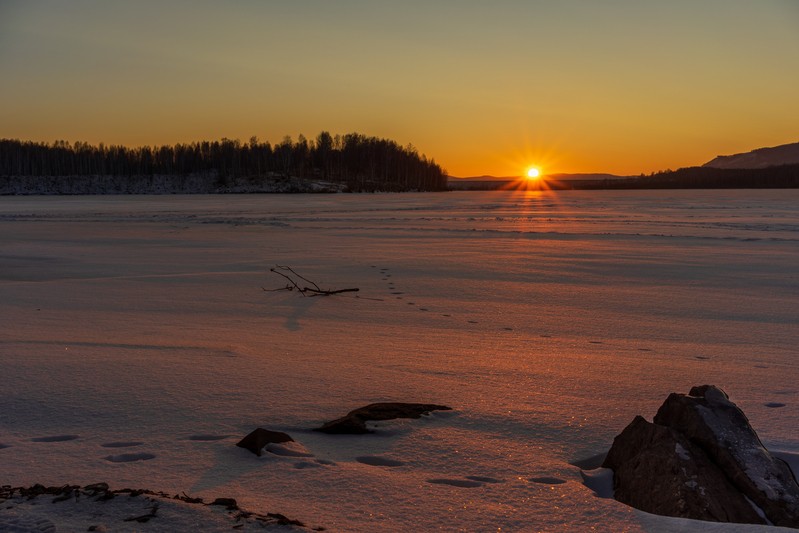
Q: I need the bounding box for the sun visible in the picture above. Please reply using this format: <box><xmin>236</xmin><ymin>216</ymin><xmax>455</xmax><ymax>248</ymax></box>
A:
<box><xmin>526</xmin><ymin>167</ymin><xmax>540</xmax><ymax>179</ymax></box>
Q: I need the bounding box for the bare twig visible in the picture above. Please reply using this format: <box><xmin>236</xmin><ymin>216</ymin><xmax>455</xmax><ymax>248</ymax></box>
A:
<box><xmin>274</xmin><ymin>265</ymin><xmax>321</xmax><ymax>292</ymax></box>
<box><xmin>265</xmin><ymin>266</ymin><xmax>359</xmax><ymax>297</ymax></box>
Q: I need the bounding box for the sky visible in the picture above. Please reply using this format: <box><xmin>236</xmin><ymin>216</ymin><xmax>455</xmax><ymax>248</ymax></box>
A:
<box><xmin>1</xmin><ymin>1</ymin><xmax>798</xmax><ymax>177</ymax></box>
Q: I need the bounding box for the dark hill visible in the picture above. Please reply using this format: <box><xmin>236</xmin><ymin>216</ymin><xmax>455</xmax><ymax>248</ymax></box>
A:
<box><xmin>704</xmin><ymin>141</ymin><xmax>799</xmax><ymax>169</ymax></box>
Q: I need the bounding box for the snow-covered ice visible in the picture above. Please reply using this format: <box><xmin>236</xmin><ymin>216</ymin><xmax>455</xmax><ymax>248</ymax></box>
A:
<box><xmin>1</xmin><ymin>190</ymin><xmax>797</xmax><ymax>531</ymax></box>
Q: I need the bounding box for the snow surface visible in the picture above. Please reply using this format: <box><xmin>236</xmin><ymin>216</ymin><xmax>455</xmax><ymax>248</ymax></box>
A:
<box><xmin>1</xmin><ymin>190</ymin><xmax>797</xmax><ymax>531</ymax></box>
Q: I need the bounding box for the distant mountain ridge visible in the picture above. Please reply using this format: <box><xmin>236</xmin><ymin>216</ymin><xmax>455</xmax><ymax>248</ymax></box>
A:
<box><xmin>704</xmin><ymin>141</ymin><xmax>799</xmax><ymax>169</ymax></box>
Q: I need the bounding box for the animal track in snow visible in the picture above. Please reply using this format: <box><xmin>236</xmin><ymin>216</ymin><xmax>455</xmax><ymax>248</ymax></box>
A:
<box><xmin>465</xmin><ymin>475</ymin><xmax>503</xmax><ymax>483</ymax></box>
<box><xmin>293</xmin><ymin>461</ymin><xmax>322</xmax><ymax>469</ymax></box>
<box><xmin>427</xmin><ymin>478</ymin><xmax>484</xmax><ymax>488</ymax></box>
<box><xmin>356</xmin><ymin>456</ymin><xmax>405</xmax><ymax>467</ymax></box>
<box><xmin>529</xmin><ymin>476</ymin><xmax>566</xmax><ymax>485</ymax></box>
<box><xmin>104</xmin><ymin>452</ymin><xmax>156</xmax><ymax>463</ymax></box>
<box><xmin>30</xmin><ymin>435</ymin><xmax>79</xmax><ymax>442</ymax></box>
<box><xmin>187</xmin><ymin>434</ymin><xmax>230</xmax><ymax>441</ymax></box>
<box><xmin>101</xmin><ymin>441</ymin><xmax>144</xmax><ymax>448</ymax></box>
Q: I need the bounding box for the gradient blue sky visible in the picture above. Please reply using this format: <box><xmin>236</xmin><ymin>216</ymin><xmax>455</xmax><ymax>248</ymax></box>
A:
<box><xmin>2</xmin><ymin>1</ymin><xmax>798</xmax><ymax>176</ymax></box>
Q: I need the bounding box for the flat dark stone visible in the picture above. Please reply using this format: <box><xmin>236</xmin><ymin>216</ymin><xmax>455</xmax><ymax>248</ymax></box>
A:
<box><xmin>236</xmin><ymin>428</ymin><xmax>294</xmax><ymax>457</ymax></box>
<box><xmin>314</xmin><ymin>402</ymin><xmax>452</xmax><ymax>434</ymax></box>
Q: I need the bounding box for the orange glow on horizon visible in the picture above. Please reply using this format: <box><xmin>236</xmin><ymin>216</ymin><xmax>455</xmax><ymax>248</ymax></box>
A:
<box><xmin>1</xmin><ymin>4</ymin><xmax>797</xmax><ymax>178</ymax></box>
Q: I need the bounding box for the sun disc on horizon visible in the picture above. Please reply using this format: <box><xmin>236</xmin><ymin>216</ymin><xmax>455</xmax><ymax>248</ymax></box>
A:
<box><xmin>526</xmin><ymin>167</ymin><xmax>540</xmax><ymax>179</ymax></box>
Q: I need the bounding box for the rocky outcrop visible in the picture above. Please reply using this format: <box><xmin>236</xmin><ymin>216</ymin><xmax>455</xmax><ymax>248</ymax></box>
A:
<box><xmin>654</xmin><ymin>385</ymin><xmax>799</xmax><ymax>527</ymax></box>
<box><xmin>604</xmin><ymin>386</ymin><xmax>799</xmax><ymax>528</ymax></box>
<box><xmin>603</xmin><ymin>415</ymin><xmax>765</xmax><ymax>524</ymax></box>
<box><xmin>314</xmin><ymin>403</ymin><xmax>452</xmax><ymax>434</ymax></box>
<box><xmin>236</xmin><ymin>428</ymin><xmax>294</xmax><ymax>457</ymax></box>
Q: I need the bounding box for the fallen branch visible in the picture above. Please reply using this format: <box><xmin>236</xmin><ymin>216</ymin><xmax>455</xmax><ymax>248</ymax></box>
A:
<box><xmin>264</xmin><ymin>265</ymin><xmax>359</xmax><ymax>297</ymax></box>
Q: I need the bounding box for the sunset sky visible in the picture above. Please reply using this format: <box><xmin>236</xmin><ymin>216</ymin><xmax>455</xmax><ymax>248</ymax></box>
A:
<box><xmin>2</xmin><ymin>1</ymin><xmax>798</xmax><ymax>177</ymax></box>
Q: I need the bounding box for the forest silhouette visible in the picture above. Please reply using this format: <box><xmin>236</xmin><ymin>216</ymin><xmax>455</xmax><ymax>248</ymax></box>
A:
<box><xmin>0</xmin><ymin>132</ymin><xmax>447</xmax><ymax>193</ymax></box>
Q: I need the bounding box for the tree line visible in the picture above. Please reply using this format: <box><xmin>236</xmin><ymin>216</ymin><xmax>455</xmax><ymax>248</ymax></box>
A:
<box><xmin>0</xmin><ymin>132</ymin><xmax>448</xmax><ymax>192</ymax></box>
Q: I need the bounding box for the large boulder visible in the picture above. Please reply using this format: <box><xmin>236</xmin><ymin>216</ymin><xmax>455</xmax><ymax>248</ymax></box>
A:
<box><xmin>603</xmin><ymin>386</ymin><xmax>799</xmax><ymax>528</ymax></box>
<box><xmin>314</xmin><ymin>402</ymin><xmax>452</xmax><ymax>434</ymax></box>
<box><xmin>654</xmin><ymin>385</ymin><xmax>799</xmax><ymax>528</ymax></box>
<box><xmin>603</xmin><ymin>416</ymin><xmax>765</xmax><ymax>524</ymax></box>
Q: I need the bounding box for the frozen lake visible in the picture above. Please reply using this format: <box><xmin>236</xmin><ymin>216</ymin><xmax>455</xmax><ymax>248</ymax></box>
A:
<box><xmin>1</xmin><ymin>190</ymin><xmax>798</xmax><ymax>531</ymax></box>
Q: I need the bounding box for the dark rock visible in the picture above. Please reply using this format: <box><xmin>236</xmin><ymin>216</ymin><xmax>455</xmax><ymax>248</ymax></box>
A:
<box><xmin>317</xmin><ymin>414</ymin><xmax>370</xmax><ymax>435</ymax></box>
<box><xmin>236</xmin><ymin>428</ymin><xmax>294</xmax><ymax>457</ymax></box>
<box><xmin>653</xmin><ymin>385</ymin><xmax>799</xmax><ymax>528</ymax></box>
<box><xmin>604</xmin><ymin>385</ymin><xmax>799</xmax><ymax>528</ymax></box>
<box><xmin>602</xmin><ymin>416</ymin><xmax>765</xmax><ymax>524</ymax></box>
<box><xmin>314</xmin><ymin>402</ymin><xmax>452</xmax><ymax>434</ymax></box>
<box><xmin>83</xmin><ymin>482</ymin><xmax>109</xmax><ymax>494</ymax></box>
<box><xmin>210</xmin><ymin>497</ymin><xmax>238</xmax><ymax>509</ymax></box>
